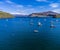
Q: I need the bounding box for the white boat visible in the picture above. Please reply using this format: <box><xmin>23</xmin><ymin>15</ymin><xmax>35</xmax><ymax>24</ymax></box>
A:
<box><xmin>38</xmin><ymin>22</ymin><xmax>42</xmax><ymax>26</ymax></box>
<box><xmin>34</xmin><ymin>30</ymin><xmax>39</xmax><ymax>33</ymax></box>
<box><xmin>50</xmin><ymin>24</ymin><xmax>55</xmax><ymax>28</ymax></box>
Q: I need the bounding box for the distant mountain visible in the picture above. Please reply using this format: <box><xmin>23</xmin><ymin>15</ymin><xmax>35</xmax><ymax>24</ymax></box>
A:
<box><xmin>42</xmin><ymin>11</ymin><xmax>58</xmax><ymax>15</ymax></box>
<box><xmin>29</xmin><ymin>11</ymin><xmax>60</xmax><ymax>18</ymax></box>
<box><xmin>13</xmin><ymin>14</ymin><xmax>28</xmax><ymax>17</ymax></box>
<box><xmin>0</xmin><ymin>11</ymin><xmax>14</xmax><ymax>18</ymax></box>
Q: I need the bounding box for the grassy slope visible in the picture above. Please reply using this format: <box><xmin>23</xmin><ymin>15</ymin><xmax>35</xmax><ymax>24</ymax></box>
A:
<box><xmin>56</xmin><ymin>14</ymin><xmax>60</xmax><ymax>18</ymax></box>
<box><xmin>0</xmin><ymin>11</ymin><xmax>14</xmax><ymax>18</ymax></box>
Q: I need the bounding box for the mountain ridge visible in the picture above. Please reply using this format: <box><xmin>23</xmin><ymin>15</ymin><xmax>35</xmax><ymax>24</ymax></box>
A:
<box><xmin>29</xmin><ymin>11</ymin><xmax>60</xmax><ymax>18</ymax></box>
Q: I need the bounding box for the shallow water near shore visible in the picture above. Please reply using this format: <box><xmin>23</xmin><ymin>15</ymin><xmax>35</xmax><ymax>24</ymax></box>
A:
<box><xmin>0</xmin><ymin>17</ymin><xmax>60</xmax><ymax>50</ymax></box>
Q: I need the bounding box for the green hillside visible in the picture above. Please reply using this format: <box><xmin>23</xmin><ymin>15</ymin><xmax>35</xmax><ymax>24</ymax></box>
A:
<box><xmin>56</xmin><ymin>14</ymin><xmax>60</xmax><ymax>18</ymax></box>
<box><xmin>0</xmin><ymin>11</ymin><xmax>14</xmax><ymax>18</ymax></box>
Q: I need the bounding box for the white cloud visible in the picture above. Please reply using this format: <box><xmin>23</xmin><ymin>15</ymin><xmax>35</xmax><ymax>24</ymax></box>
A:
<box><xmin>52</xmin><ymin>9</ymin><xmax>60</xmax><ymax>13</ymax></box>
<box><xmin>5</xmin><ymin>0</ymin><xmax>24</xmax><ymax>8</ymax></box>
<box><xmin>50</xmin><ymin>3</ymin><xmax>59</xmax><ymax>8</ymax></box>
<box><xmin>36</xmin><ymin>0</ymin><xmax>47</xmax><ymax>2</ymax></box>
<box><xmin>9</xmin><ymin>7</ymin><xmax>37</xmax><ymax>15</ymax></box>
<box><xmin>11</xmin><ymin>12</ymin><xmax>26</xmax><ymax>15</ymax></box>
<box><xmin>0</xmin><ymin>0</ymin><xmax>33</xmax><ymax>15</ymax></box>
<box><xmin>5</xmin><ymin>0</ymin><xmax>15</xmax><ymax>4</ymax></box>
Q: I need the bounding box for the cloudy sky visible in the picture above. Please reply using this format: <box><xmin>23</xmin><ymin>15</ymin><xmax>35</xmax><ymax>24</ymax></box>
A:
<box><xmin>0</xmin><ymin>0</ymin><xmax>60</xmax><ymax>15</ymax></box>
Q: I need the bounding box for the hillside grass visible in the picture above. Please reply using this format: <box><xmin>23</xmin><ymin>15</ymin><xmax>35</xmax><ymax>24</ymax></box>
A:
<box><xmin>0</xmin><ymin>11</ymin><xmax>14</xmax><ymax>18</ymax></box>
<box><xmin>56</xmin><ymin>14</ymin><xmax>60</xmax><ymax>18</ymax></box>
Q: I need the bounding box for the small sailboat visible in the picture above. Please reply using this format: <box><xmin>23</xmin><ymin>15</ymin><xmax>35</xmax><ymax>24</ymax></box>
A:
<box><xmin>34</xmin><ymin>30</ymin><xmax>39</xmax><ymax>33</ymax></box>
<box><xmin>50</xmin><ymin>24</ymin><xmax>55</xmax><ymax>28</ymax></box>
<box><xmin>50</xmin><ymin>21</ymin><xmax>55</xmax><ymax>28</ymax></box>
<box><xmin>38</xmin><ymin>22</ymin><xmax>42</xmax><ymax>26</ymax></box>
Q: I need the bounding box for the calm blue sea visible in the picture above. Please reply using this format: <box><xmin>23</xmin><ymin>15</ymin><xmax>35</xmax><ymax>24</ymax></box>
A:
<box><xmin>0</xmin><ymin>17</ymin><xmax>60</xmax><ymax>50</ymax></box>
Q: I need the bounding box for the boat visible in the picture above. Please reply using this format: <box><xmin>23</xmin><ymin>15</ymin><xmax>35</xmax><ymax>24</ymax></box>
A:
<box><xmin>38</xmin><ymin>22</ymin><xmax>42</xmax><ymax>26</ymax></box>
<box><xmin>34</xmin><ymin>30</ymin><xmax>39</xmax><ymax>33</ymax></box>
<box><xmin>50</xmin><ymin>24</ymin><xmax>55</xmax><ymax>28</ymax></box>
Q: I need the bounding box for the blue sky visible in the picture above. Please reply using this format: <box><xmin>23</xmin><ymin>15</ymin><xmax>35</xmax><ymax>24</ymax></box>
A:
<box><xmin>0</xmin><ymin>0</ymin><xmax>60</xmax><ymax>15</ymax></box>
